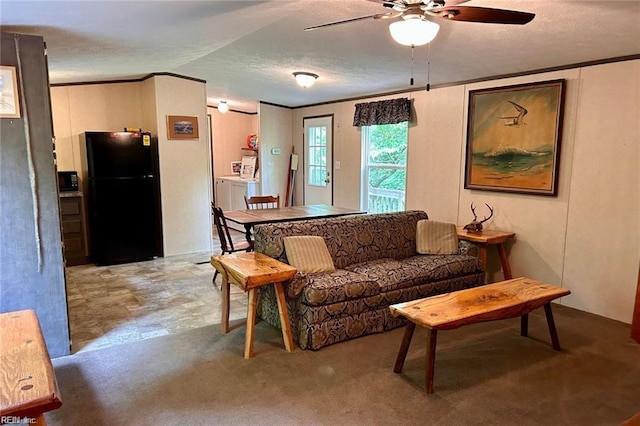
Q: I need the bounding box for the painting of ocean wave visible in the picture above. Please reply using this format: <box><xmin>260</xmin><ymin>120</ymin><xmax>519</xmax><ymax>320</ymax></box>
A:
<box><xmin>464</xmin><ymin>79</ymin><xmax>565</xmax><ymax>196</ymax></box>
<box><xmin>473</xmin><ymin>146</ymin><xmax>553</xmax><ymax>174</ymax></box>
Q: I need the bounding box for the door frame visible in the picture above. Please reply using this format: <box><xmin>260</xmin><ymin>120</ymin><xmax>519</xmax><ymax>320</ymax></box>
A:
<box><xmin>302</xmin><ymin>114</ymin><xmax>334</xmax><ymax>206</ymax></box>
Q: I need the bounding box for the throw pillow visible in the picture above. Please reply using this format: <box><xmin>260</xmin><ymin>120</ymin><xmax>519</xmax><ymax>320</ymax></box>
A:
<box><xmin>416</xmin><ymin>220</ymin><xmax>459</xmax><ymax>255</ymax></box>
<box><xmin>283</xmin><ymin>236</ymin><xmax>335</xmax><ymax>274</ymax></box>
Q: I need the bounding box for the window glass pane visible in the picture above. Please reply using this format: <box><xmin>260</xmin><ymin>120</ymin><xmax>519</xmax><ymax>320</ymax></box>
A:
<box><xmin>308</xmin><ymin>165</ymin><xmax>326</xmax><ymax>187</ymax></box>
<box><xmin>361</xmin><ymin>122</ymin><xmax>408</xmax><ymax>214</ymax></box>
<box><xmin>308</xmin><ymin>125</ymin><xmax>328</xmax><ymax>187</ymax></box>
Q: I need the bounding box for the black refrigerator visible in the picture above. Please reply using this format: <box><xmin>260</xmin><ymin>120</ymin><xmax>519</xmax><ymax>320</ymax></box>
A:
<box><xmin>85</xmin><ymin>131</ymin><xmax>163</xmax><ymax>265</ymax></box>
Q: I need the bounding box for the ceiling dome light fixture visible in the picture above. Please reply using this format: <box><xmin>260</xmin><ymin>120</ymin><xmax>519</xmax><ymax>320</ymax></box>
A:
<box><xmin>389</xmin><ymin>18</ymin><xmax>440</xmax><ymax>47</ymax></box>
<box><xmin>217</xmin><ymin>100</ymin><xmax>229</xmax><ymax>113</ymax></box>
<box><xmin>293</xmin><ymin>72</ymin><xmax>319</xmax><ymax>88</ymax></box>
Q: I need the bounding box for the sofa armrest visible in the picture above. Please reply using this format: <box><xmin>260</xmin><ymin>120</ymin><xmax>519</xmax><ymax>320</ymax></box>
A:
<box><xmin>285</xmin><ymin>272</ymin><xmax>309</xmax><ymax>299</ymax></box>
<box><xmin>458</xmin><ymin>240</ymin><xmax>480</xmax><ymax>258</ymax></box>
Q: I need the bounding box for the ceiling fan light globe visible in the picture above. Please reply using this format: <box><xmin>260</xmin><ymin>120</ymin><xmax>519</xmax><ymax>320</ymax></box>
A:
<box><xmin>293</xmin><ymin>72</ymin><xmax>319</xmax><ymax>88</ymax></box>
<box><xmin>389</xmin><ymin>19</ymin><xmax>440</xmax><ymax>46</ymax></box>
<box><xmin>217</xmin><ymin>101</ymin><xmax>229</xmax><ymax>113</ymax></box>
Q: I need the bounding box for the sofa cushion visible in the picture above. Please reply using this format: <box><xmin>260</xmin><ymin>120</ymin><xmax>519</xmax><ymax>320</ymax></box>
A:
<box><xmin>284</xmin><ymin>236</ymin><xmax>335</xmax><ymax>274</ymax></box>
<box><xmin>344</xmin><ymin>258</ymin><xmax>427</xmax><ymax>292</ymax></box>
<box><xmin>403</xmin><ymin>254</ymin><xmax>483</xmax><ymax>281</ymax></box>
<box><xmin>253</xmin><ymin>210</ymin><xmax>429</xmax><ymax>269</ymax></box>
<box><xmin>416</xmin><ymin>220</ymin><xmax>459</xmax><ymax>254</ymax></box>
<box><xmin>300</xmin><ymin>269</ymin><xmax>379</xmax><ymax>306</ymax></box>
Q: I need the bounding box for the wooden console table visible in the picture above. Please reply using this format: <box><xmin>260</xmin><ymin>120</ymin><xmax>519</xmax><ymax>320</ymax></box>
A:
<box><xmin>457</xmin><ymin>227</ymin><xmax>516</xmax><ymax>280</ymax></box>
<box><xmin>0</xmin><ymin>310</ymin><xmax>62</xmax><ymax>425</ymax></box>
<box><xmin>390</xmin><ymin>277</ymin><xmax>570</xmax><ymax>393</ymax></box>
<box><xmin>211</xmin><ymin>252</ymin><xmax>297</xmax><ymax>358</ymax></box>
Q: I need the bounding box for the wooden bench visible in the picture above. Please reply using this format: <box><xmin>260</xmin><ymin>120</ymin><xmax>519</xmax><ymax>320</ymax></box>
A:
<box><xmin>390</xmin><ymin>277</ymin><xmax>570</xmax><ymax>393</ymax></box>
<box><xmin>0</xmin><ymin>310</ymin><xmax>62</xmax><ymax>425</ymax></box>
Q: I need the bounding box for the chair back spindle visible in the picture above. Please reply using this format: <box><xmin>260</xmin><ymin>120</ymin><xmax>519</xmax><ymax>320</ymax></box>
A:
<box><xmin>244</xmin><ymin>194</ymin><xmax>280</xmax><ymax>210</ymax></box>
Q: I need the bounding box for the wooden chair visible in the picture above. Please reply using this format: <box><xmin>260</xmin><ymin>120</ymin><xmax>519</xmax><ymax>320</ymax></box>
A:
<box><xmin>211</xmin><ymin>204</ymin><xmax>252</xmax><ymax>285</ymax></box>
<box><xmin>244</xmin><ymin>194</ymin><xmax>280</xmax><ymax>209</ymax></box>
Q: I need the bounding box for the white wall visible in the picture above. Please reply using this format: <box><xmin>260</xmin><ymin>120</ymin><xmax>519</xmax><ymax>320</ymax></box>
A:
<box><xmin>151</xmin><ymin>75</ymin><xmax>212</xmax><ymax>256</ymax></box>
<box><xmin>51</xmin><ymin>76</ymin><xmax>213</xmax><ymax>257</ymax></box>
<box><xmin>458</xmin><ymin>69</ymin><xmax>582</xmax><ymax>286</ymax></box>
<box><xmin>290</xmin><ymin>60</ymin><xmax>639</xmax><ymax>324</ymax></box>
<box><xmin>207</xmin><ymin>106</ymin><xmax>257</xmax><ymax>180</ymax></box>
<box><xmin>49</xmin><ymin>60</ymin><xmax>639</xmax><ymax>323</ymax></box>
<box><xmin>407</xmin><ymin>85</ymin><xmax>466</xmax><ymax>222</ymax></box>
<box><xmin>51</xmin><ymin>82</ymin><xmax>144</xmax><ymax>184</ymax></box>
<box><xmin>562</xmin><ymin>61</ymin><xmax>640</xmax><ymax>319</ymax></box>
<box><xmin>258</xmin><ymin>102</ymin><xmax>293</xmax><ymax>197</ymax></box>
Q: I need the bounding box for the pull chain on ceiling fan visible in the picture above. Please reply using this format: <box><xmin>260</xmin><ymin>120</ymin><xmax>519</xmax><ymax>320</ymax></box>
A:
<box><xmin>407</xmin><ymin>43</ymin><xmax>431</xmax><ymax>91</ymax></box>
<box><xmin>410</xmin><ymin>46</ymin><xmax>414</xmax><ymax>86</ymax></box>
<box><xmin>426</xmin><ymin>43</ymin><xmax>431</xmax><ymax>91</ymax></box>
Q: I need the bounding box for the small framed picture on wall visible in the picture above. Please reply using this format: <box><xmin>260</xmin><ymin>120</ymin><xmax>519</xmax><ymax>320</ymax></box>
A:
<box><xmin>0</xmin><ymin>66</ymin><xmax>21</xmax><ymax>118</ymax></box>
<box><xmin>167</xmin><ymin>115</ymin><xmax>199</xmax><ymax>139</ymax></box>
<box><xmin>231</xmin><ymin>161</ymin><xmax>242</xmax><ymax>175</ymax></box>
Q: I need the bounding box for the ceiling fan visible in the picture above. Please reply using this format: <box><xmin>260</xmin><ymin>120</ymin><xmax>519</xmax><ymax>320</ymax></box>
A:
<box><xmin>304</xmin><ymin>0</ymin><xmax>535</xmax><ymax>46</ymax></box>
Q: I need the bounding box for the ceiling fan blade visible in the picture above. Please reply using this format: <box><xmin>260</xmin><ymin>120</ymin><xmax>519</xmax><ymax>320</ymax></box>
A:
<box><xmin>437</xmin><ymin>6</ymin><xmax>535</xmax><ymax>25</ymax></box>
<box><xmin>304</xmin><ymin>13</ymin><xmax>394</xmax><ymax>31</ymax></box>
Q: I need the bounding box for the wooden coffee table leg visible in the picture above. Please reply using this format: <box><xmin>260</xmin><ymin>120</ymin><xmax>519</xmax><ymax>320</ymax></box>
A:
<box><xmin>521</xmin><ymin>314</ymin><xmax>529</xmax><ymax>337</ymax></box>
<box><xmin>274</xmin><ymin>282</ymin><xmax>294</xmax><ymax>352</ymax></box>
<box><xmin>221</xmin><ymin>271</ymin><xmax>230</xmax><ymax>334</ymax></box>
<box><xmin>394</xmin><ymin>322</ymin><xmax>416</xmax><ymax>373</ymax></box>
<box><xmin>425</xmin><ymin>328</ymin><xmax>438</xmax><ymax>394</ymax></box>
<box><xmin>244</xmin><ymin>288</ymin><xmax>258</xmax><ymax>359</ymax></box>
<box><xmin>544</xmin><ymin>303</ymin><xmax>561</xmax><ymax>351</ymax></box>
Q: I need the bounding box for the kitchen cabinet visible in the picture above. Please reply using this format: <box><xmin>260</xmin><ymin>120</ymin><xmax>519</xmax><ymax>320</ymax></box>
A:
<box><xmin>59</xmin><ymin>193</ymin><xmax>89</xmax><ymax>266</ymax></box>
<box><xmin>215</xmin><ymin>176</ymin><xmax>261</xmax><ymax>211</ymax></box>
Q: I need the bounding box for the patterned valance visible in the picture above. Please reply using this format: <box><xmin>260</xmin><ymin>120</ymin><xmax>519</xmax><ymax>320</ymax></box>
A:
<box><xmin>353</xmin><ymin>97</ymin><xmax>411</xmax><ymax>127</ymax></box>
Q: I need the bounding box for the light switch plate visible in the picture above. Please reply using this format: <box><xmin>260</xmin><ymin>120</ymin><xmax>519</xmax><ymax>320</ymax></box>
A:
<box><xmin>334</xmin><ymin>160</ymin><xmax>341</xmax><ymax>169</ymax></box>
<box><xmin>271</xmin><ymin>148</ymin><xmax>281</xmax><ymax>155</ymax></box>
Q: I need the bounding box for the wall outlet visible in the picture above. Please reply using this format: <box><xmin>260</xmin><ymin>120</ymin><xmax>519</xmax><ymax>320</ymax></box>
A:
<box><xmin>271</xmin><ymin>148</ymin><xmax>281</xmax><ymax>155</ymax></box>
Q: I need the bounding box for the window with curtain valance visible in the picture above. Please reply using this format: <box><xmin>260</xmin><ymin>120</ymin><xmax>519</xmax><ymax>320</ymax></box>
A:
<box><xmin>352</xmin><ymin>97</ymin><xmax>411</xmax><ymax>127</ymax></box>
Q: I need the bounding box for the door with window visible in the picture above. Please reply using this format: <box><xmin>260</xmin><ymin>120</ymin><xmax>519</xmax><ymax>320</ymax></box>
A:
<box><xmin>361</xmin><ymin>122</ymin><xmax>408</xmax><ymax>213</ymax></box>
<box><xmin>303</xmin><ymin>116</ymin><xmax>333</xmax><ymax>205</ymax></box>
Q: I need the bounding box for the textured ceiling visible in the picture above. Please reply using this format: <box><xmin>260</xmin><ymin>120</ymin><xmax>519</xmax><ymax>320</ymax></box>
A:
<box><xmin>2</xmin><ymin>0</ymin><xmax>639</xmax><ymax>113</ymax></box>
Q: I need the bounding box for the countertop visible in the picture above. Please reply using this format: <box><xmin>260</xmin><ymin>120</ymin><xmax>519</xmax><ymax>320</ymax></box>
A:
<box><xmin>216</xmin><ymin>175</ymin><xmax>259</xmax><ymax>183</ymax></box>
<box><xmin>59</xmin><ymin>191</ymin><xmax>83</xmax><ymax>198</ymax></box>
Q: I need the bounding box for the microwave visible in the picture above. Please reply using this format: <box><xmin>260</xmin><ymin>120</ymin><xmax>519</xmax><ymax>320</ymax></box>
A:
<box><xmin>58</xmin><ymin>171</ymin><xmax>79</xmax><ymax>192</ymax></box>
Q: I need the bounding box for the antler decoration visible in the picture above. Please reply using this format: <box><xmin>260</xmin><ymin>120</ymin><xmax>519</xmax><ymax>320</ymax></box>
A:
<box><xmin>463</xmin><ymin>203</ymin><xmax>494</xmax><ymax>234</ymax></box>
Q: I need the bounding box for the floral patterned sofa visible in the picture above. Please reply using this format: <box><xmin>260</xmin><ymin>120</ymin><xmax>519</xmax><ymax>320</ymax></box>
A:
<box><xmin>254</xmin><ymin>210</ymin><xmax>485</xmax><ymax>350</ymax></box>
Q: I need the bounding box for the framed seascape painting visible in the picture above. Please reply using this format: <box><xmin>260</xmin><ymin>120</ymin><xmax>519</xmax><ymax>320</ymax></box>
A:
<box><xmin>464</xmin><ymin>79</ymin><xmax>565</xmax><ymax>196</ymax></box>
<box><xmin>167</xmin><ymin>115</ymin><xmax>199</xmax><ymax>139</ymax></box>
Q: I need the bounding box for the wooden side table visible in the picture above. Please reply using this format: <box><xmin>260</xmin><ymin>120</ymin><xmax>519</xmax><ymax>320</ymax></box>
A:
<box><xmin>457</xmin><ymin>227</ymin><xmax>516</xmax><ymax>280</ymax></box>
<box><xmin>211</xmin><ymin>252</ymin><xmax>297</xmax><ymax>358</ymax></box>
<box><xmin>0</xmin><ymin>310</ymin><xmax>62</xmax><ymax>425</ymax></box>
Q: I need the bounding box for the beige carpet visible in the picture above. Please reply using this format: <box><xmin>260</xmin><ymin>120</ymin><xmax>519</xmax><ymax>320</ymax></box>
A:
<box><xmin>47</xmin><ymin>304</ymin><xmax>640</xmax><ymax>425</ymax></box>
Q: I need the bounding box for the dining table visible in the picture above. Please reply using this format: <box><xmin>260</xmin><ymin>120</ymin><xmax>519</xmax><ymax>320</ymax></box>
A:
<box><xmin>223</xmin><ymin>204</ymin><xmax>364</xmax><ymax>245</ymax></box>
